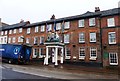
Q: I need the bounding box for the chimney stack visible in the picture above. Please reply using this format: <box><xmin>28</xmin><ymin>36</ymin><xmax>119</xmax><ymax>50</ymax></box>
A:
<box><xmin>20</xmin><ymin>19</ymin><xmax>24</xmax><ymax>23</ymax></box>
<box><xmin>50</xmin><ymin>14</ymin><xmax>55</xmax><ymax>20</ymax></box>
<box><xmin>95</xmin><ymin>7</ymin><xmax>100</xmax><ymax>12</ymax></box>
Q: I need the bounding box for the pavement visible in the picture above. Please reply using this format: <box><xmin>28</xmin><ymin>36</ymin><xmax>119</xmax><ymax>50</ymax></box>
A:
<box><xmin>1</xmin><ymin>60</ymin><xmax>120</xmax><ymax>80</ymax></box>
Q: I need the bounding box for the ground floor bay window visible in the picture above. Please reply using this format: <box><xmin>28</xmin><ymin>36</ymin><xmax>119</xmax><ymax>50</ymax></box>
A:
<box><xmin>109</xmin><ymin>53</ymin><xmax>118</xmax><ymax>65</ymax></box>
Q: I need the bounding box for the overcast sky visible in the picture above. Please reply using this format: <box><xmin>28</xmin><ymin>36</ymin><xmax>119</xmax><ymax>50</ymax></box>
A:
<box><xmin>0</xmin><ymin>0</ymin><xmax>120</xmax><ymax>25</ymax></box>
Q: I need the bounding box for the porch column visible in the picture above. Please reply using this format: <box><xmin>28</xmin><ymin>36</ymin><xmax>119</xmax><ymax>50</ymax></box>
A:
<box><xmin>45</xmin><ymin>46</ymin><xmax>49</xmax><ymax>65</ymax></box>
<box><xmin>60</xmin><ymin>47</ymin><xmax>64</xmax><ymax>64</ymax></box>
<box><xmin>55</xmin><ymin>47</ymin><xmax>58</xmax><ymax>66</ymax></box>
<box><xmin>52</xmin><ymin>48</ymin><xmax>55</xmax><ymax>63</ymax></box>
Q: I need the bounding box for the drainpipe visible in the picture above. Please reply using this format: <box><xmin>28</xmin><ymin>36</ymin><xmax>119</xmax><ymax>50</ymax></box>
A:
<box><xmin>98</xmin><ymin>16</ymin><xmax>103</xmax><ymax>67</ymax></box>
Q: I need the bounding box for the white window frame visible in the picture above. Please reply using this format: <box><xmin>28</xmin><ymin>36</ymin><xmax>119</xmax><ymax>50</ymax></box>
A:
<box><xmin>89</xmin><ymin>18</ymin><xmax>95</xmax><ymax>26</ymax></box>
<box><xmin>108</xmin><ymin>32</ymin><xmax>116</xmax><ymax>44</ymax></box>
<box><xmin>8</xmin><ymin>37</ymin><xmax>11</xmax><ymax>43</ymax></box>
<box><xmin>107</xmin><ymin>18</ymin><xmax>115</xmax><ymax>27</ymax></box>
<box><xmin>64</xmin><ymin>34</ymin><xmax>70</xmax><ymax>43</ymax></box>
<box><xmin>18</xmin><ymin>36</ymin><xmax>24</xmax><ymax>42</ymax></box>
<box><xmin>19</xmin><ymin>28</ymin><xmax>22</xmax><ymax>33</ymax></box>
<box><xmin>40</xmin><ymin>36</ymin><xmax>44</xmax><ymax>44</ymax></box>
<box><xmin>47</xmin><ymin>24</ymin><xmax>52</xmax><ymax>32</ymax></box>
<box><xmin>41</xmin><ymin>25</ymin><xmax>45</xmax><ymax>32</ymax></box>
<box><xmin>39</xmin><ymin>48</ymin><xmax>44</xmax><ymax>58</ymax></box>
<box><xmin>35</xmin><ymin>26</ymin><xmax>39</xmax><ymax>33</ymax></box>
<box><xmin>32</xmin><ymin>48</ymin><xmax>37</xmax><ymax>58</ymax></box>
<box><xmin>79</xmin><ymin>47</ymin><xmax>85</xmax><ymax>59</ymax></box>
<box><xmin>34</xmin><ymin>37</ymin><xmax>38</xmax><ymax>45</ymax></box>
<box><xmin>79</xmin><ymin>32</ymin><xmax>85</xmax><ymax>43</ymax></box>
<box><xmin>64</xmin><ymin>22</ymin><xmax>70</xmax><ymax>29</ymax></box>
<box><xmin>9</xmin><ymin>30</ymin><xmax>12</xmax><ymax>34</ymax></box>
<box><xmin>78</xmin><ymin>19</ymin><xmax>84</xmax><ymax>27</ymax></box>
<box><xmin>1</xmin><ymin>31</ymin><xmax>4</xmax><ymax>35</ymax></box>
<box><xmin>12</xmin><ymin>37</ymin><xmax>16</xmax><ymax>43</ymax></box>
<box><xmin>13</xmin><ymin>29</ymin><xmax>16</xmax><ymax>34</ymax></box>
<box><xmin>27</xmin><ymin>28</ymin><xmax>31</xmax><ymax>34</ymax></box>
<box><xmin>56</xmin><ymin>23</ymin><xmax>61</xmax><ymax>30</ymax></box>
<box><xmin>26</xmin><ymin>38</ymin><xmax>30</xmax><ymax>44</ymax></box>
<box><xmin>5</xmin><ymin>31</ymin><xmax>8</xmax><ymax>35</ymax></box>
<box><xmin>65</xmin><ymin>47</ymin><xmax>71</xmax><ymax>59</ymax></box>
<box><xmin>90</xmin><ymin>47</ymin><xmax>97</xmax><ymax>60</ymax></box>
<box><xmin>90</xmin><ymin>32</ymin><xmax>96</xmax><ymax>42</ymax></box>
<box><xmin>109</xmin><ymin>53</ymin><xmax>118</xmax><ymax>65</ymax></box>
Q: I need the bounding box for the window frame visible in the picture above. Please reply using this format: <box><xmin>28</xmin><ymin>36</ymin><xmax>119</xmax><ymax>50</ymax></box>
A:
<box><xmin>79</xmin><ymin>32</ymin><xmax>85</xmax><ymax>43</ymax></box>
<box><xmin>65</xmin><ymin>47</ymin><xmax>71</xmax><ymax>59</ymax></box>
<box><xmin>9</xmin><ymin>30</ymin><xmax>12</xmax><ymax>34</ymax></box>
<box><xmin>109</xmin><ymin>53</ymin><xmax>118</xmax><ymax>65</ymax></box>
<box><xmin>35</xmin><ymin>26</ymin><xmax>39</xmax><ymax>33</ymax></box>
<box><xmin>5</xmin><ymin>31</ymin><xmax>8</xmax><ymax>35</ymax></box>
<box><xmin>79</xmin><ymin>47</ymin><xmax>85</xmax><ymax>59</ymax></box>
<box><xmin>34</xmin><ymin>37</ymin><xmax>38</xmax><ymax>45</ymax></box>
<box><xmin>108</xmin><ymin>32</ymin><xmax>116</xmax><ymax>44</ymax></box>
<box><xmin>13</xmin><ymin>29</ymin><xmax>17</xmax><ymax>34</ymax></box>
<box><xmin>64</xmin><ymin>22</ymin><xmax>70</xmax><ymax>29</ymax></box>
<box><xmin>47</xmin><ymin>24</ymin><xmax>52</xmax><ymax>32</ymax></box>
<box><xmin>40</xmin><ymin>36</ymin><xmax>44</xmax><ymax>44</ymax></box>
<box><xmin>90</xmin><ymin>32</ymin><xmax>96</xmax><ymax>43</ymax></box>
<box><xmin>26</xmin><ymin>38</ymin><xmax>30</xmax><ymax>44</ymax></box>
<box><xmin>89</xmin><ymin>18</ymin><xmax>96</xmax><ymax>27</ymax></box>
<box><xmin>41</xmin><ymin>25</ymin><xmax>45</xmax><ymax>32</ymax></box>
<box><xmin>56</xmin><ymin>23</ymin><xmax>61</xmax><ymax>30</ymax></box>
<box><xmin>27</xmin><ymin>28</ymin><xmax>31</xmax><ymax>34</ymax></box>
<box><xmin>78</xmin><ymin>19</ymin><xmax>84</xmax><ymax>27</ymax></box>
<box><xmin>8</xmin><ymin>37</ymin><xmax>11</xmax><ymax>43</ymax></box>
<box><xmin>12</xmin><ymin>37</ymin><xmax>16</xmax><ymax>43</ymax></box>
<box><xmin>64</xmin><ymin>34</ymin><xmax>70</xmax><ymax>43</ymax></box>
<box><xmin>107</xmin><ymin>18</ymin><xmax>115</xmax><ymax>27</ymax></box>
<box><xmin>90</xmin><ymin>47</ymin><xmax>97</xmax><ymax>60</ymax></box>
<box><xmin>19</xmin><ymin>28</ymin><xmax>22</xmax><ymax>33</ymax></box>
<box><xmin>1</xmin><ymin>31</ymin><xmax>4</xmax><ymax>35</ymax></box>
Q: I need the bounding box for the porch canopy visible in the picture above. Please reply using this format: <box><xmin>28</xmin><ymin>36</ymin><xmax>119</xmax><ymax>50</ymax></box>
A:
<box><xmin>44</xmin><ymin>42</ymin><xmax>64</xmax><ymax>66</ymax></box>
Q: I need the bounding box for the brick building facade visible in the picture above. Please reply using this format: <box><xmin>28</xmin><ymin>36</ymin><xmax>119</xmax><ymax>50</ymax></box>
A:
<box><xmin>0</xmin><ymin>7</ymin><xmax>120</xmax><ymax>67</ymax></box>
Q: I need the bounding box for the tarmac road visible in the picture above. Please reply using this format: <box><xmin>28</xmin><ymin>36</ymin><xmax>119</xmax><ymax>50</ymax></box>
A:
<box><xmin>1</xmin><ymin>62</ymin><xmax>119</xmax><ymax>81</ymax></box>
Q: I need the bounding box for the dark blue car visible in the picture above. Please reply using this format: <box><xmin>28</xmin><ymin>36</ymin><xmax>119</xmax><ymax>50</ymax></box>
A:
<box><xmin>0</xmin><ymin>44</ymin><xmax>32</xmax><ymax>64</ymax></box>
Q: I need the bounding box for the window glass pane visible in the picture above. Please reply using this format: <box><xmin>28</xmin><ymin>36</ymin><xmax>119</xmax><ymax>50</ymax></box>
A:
<box><xmin>89</xmin><ymin>18</ymin><xmax>95</xmax><ymax>26</ymax></box>
<box><xmin>41</xmin><ymin>25</ymin><xmax>45</xmax><ymax>32</ymax></box>
<box><xmin>90</xmin><ymin>32</ymin><xmax>96</xmax><ymax>42</ymax></box>
<box><xmin>109</xmin><ymin>53</ymin><xmax>118</xmax><ymax>65</ymax></box>
<box><xmin>79</xmin><ymin>32</ymin><xmax>85</xmax><ymax>43</ymax></box>
<box><xmin>108</xmin><ymin>32</ymin><xmax>116</xmax><ymax>44</ymax></box>
<box><xmin>79</xmin><ymin>19</ymin><xmax>84</xmax><ymax>27</ymax></box>
<box><xmin>64</xmin><ymin>34</ymin><xmax>70</xmax><ymax>43</ymax></box>
<box><xmin>107</xmin><ymin>18</ymin><xmax>115</xmax><ymax>27</ymax></box>
<box><xmin>64</xmin><ymin>22</ymin><xmax>70</xmax><ymax>29</ymax></box>
<box><xmin>79</xmin><ymin>48</ymin><xmax>85</xmax><ymax>58</ymax></box>
<box><xmin>56</xmin><ymin>23</ymin><xmax>61</xmax><ymax>30</ymax></box>
<box><xmin>90</xmin><ymin>47</ymin><xmax>97</xmax><ymax>57</ymax></box>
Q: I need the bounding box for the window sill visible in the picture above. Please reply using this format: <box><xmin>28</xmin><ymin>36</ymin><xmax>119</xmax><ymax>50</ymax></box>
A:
<box><xmin>79</xmin><ymin>57</ymin><xmax>85</xmax><ymax>60</ymax></box>
<box><xmin>110</xmin><ymin>63</ymin><xmax>118</xmax><ymax>66</ymax></box>
<box><xmin>109</xmin><ymin>43</ymin><xmax>116</xmax><ymax>45</ymax></box>
<box><xmin>90</xmin><ymin>41</ymin><xmax>96</xmax><ymax>43</ymax></box>
<box><xmin>89</xmin><ymin>57</ymin><xmax>97</xmax><ymax>60</ymax></box>
<box><xmin>65</xmin><ymin>56</ymin><xmax>71</xmax><ymax>59</ymax></box>
<box><xmin>79</xmin><ymin>42</ymin><xmax>85</xmax><ymax>44</ymax></box>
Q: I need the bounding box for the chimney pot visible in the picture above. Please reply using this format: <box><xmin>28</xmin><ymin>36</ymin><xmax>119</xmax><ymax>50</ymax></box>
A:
<box><xmin>95</xmin><ymin>7</ymin><xmax>100</xmax><ymax>12</ymax></box>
